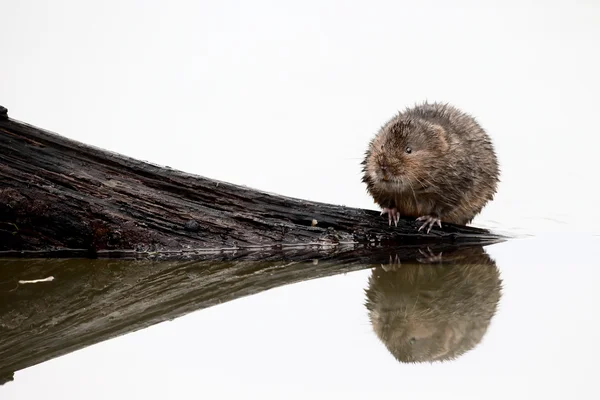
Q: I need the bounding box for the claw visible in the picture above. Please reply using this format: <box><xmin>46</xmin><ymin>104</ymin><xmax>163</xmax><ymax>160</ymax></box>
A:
<box><xmin>416</xmin><ymin>215</ymin><xmax>442</xmax><ymax>233</ymax></box>
<box><xmin>381</xmin><ymin>208</ymin><xmax>400</xmax><ymax>227</ymax></box>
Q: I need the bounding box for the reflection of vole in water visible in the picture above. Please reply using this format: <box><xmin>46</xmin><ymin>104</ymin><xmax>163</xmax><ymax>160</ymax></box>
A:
<box><xmin>364</xmin><ymin>246</ymin><xmax>502</xmax><ymax>363</ymax></box>
<box><xmin>361</xmin><ymin>102</ymin><xmax>499</xmax><ymax>232</ymax></box>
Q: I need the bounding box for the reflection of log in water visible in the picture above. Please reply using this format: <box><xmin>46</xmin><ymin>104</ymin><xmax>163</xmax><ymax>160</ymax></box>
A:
<box><xmin>365</xmin><ymin>246</ymin><xmax>502</xmax><ymax>363</ymax></box>
<box><xmin>0</xmin><ymin>243</ymin><xmax>499</xmax><ymax>384</ymax></box>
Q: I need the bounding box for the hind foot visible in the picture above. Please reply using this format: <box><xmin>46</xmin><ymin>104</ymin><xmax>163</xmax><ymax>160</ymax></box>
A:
<box><xmin>381</xmin><ymin>207</ymin><xmax>400</xmax><ymax>227</ymax></box>
<box><xmin>416</xmin><ymin>215</ymin><xmax>442</xmax><ymax>233</ymax></box>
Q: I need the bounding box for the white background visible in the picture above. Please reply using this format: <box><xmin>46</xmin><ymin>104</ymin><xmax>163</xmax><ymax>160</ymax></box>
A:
<box><xmin>1</xmin><ymin>1</ymin><xmax>599</xmax><ymax>399</ymax></box>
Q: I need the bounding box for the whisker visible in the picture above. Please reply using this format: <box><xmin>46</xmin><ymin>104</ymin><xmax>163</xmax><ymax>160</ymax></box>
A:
<box><xmin>405</xmin><ymin>176</ymin><xmax>419</xmax><ymax>205</ymax></box>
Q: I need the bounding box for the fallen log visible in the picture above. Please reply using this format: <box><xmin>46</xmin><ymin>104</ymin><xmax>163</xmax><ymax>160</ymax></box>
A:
<box><xmin>0</xmin><ymin>105</ymin><xmax>502</xmax><ymax>258</ymax></box>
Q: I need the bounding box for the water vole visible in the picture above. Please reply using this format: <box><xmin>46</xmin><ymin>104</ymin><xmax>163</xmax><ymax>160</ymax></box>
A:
<box><xmin>361</xmin><ymin>102</ymin><xmax>499</xmax><ymax>232</ymax></box>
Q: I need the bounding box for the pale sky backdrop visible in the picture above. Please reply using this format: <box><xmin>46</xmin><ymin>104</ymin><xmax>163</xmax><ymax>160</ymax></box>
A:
<box><xmin>1</xmin><ymin>0</ymin><xmax>599</xmax><ymax>399</ymax></box>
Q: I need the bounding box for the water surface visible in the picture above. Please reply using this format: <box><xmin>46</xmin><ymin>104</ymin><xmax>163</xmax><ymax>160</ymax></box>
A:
<box><xmin>1</xmin><ymin>233</ymin><xmax>598</xmax><ymax>399</ymax></box>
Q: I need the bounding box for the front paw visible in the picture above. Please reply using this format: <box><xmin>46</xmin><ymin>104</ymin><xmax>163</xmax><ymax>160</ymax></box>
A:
<box><xmin>381</xmin><ymin>207</ymin><xmax>400</xmax><ymax>227</ymax></box>
<box><xmin>416</xmin><ymin>215</ymin><xmax>442</xmax><ymax>233</ymax></box>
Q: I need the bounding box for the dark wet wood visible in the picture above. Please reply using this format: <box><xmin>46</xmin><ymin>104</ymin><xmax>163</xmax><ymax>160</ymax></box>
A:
<box><xmin>0</xmin><ymin>243</ymin><xmax>490</xmax><ymax>384</ymax></box>
<box><xmin>0</xmin><ymin>106</ymin><xmax>503</xmax><ymax>258</ymax></box>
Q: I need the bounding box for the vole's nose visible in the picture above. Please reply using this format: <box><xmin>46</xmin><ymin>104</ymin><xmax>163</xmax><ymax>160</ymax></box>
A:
<box><xmin>380</xmin><ymin>164</ymin><xmax>389</xmax><ymax>181</ymax></box>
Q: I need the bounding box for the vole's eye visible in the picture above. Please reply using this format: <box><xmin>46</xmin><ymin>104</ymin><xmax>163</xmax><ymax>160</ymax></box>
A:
<box><xmin>409</xmin><ymin>337</ymin><xmax>416</xmax><ymax>345</ymax></box>
<box><xmin>405</xmin><ymin>146</ymin><xmax>412</xmax><ymax>154</ymax></box>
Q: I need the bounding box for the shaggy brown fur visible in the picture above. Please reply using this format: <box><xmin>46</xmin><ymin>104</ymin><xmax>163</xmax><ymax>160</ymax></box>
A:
<box><xmin>362</xmin><ymin>102</ymin><xmax>499</xmax><ymax>231</ymax></box>
<box><xmin>364</xmin><ymin>246</ymin><xmax>502</xmax><ymax>363</ymax></box>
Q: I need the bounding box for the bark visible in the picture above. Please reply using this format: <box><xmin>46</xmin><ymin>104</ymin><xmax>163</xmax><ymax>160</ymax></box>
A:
<box><xmin>0</xmin><ymin>105</ymin><xmax>503</xmax><ymax>258</ymax></box>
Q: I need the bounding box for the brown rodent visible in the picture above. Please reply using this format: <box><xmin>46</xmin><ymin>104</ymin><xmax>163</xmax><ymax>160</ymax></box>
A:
<box><xmin>364</xmin><ymin>246</ymin><xmax>502</xmax><ymax>363</ymax></box>
<box><xmin>361</xmin><ymin>102</ymin><xmax>499</xmax><ymax>232</ymax></box>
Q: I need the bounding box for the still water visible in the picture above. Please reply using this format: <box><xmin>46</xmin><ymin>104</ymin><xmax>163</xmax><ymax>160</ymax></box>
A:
<box><xmin>1</xmin><ymin>233</ymin><xmax>598</xmax><ymax>399</ymax></box>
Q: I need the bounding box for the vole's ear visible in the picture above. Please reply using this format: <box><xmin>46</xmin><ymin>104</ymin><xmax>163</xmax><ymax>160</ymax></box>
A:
<box><xmin>430</xmin><ymin>123</ymin><xmax>450</xmax><ymax>151</ymax></box>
